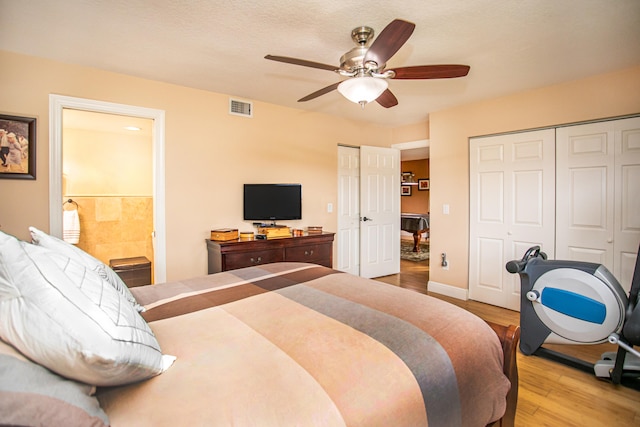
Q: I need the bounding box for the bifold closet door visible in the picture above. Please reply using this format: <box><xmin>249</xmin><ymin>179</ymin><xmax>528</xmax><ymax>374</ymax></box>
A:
<box><xmin>469</xmin><ymin>129</ymin><xmax>556</xmax><ymax>311</ymax></box>
<box><xmin>556</xmin><ymin>116</ymin><xmax>640</xmax><ymax>292</ymax></box>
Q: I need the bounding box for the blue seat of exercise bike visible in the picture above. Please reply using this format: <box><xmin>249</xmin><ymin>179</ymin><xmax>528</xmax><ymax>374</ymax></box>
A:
<box><xmin>541</xmin><ymin>287</ymin><xmax>606</xmax><ymax>324</ymax></box>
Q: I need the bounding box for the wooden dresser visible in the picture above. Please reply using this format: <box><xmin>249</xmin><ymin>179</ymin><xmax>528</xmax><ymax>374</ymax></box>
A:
<box><xmin>206</xmin><ymin>232</ymin><xmax>334</xmax><ymax>273</ymax></box>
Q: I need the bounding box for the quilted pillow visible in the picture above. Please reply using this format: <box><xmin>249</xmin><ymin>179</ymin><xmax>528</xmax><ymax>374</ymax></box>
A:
<box><xmin>0</xmin><ymin>230</ymin><xmax>174</xmax><ymax>386</ymax></box>
<box><xmin>0</xmin><ymin>339</ymin><xmax>109</xmax><ymax>427</ymax></box>
<box><xmin>29</xmin><ymin>226</ymin><xmax>145</xmax><ymax>312</ymax></box>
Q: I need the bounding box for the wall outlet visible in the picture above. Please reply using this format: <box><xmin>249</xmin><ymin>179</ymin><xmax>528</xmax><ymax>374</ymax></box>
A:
<box><xmin>441</xmin><ymin>252</ymin><xmax>449</xmax><ymax>270</ymax></box>
<box><xmin>327</xmin><ymin>202</ymin><xmax>333</xmax><ymax>213</ymax></box>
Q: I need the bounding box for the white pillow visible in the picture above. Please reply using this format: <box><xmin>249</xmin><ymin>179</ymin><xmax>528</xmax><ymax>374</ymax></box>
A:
<box><xmin>0</xmin><ymin>231</ymin><xmax>173</xmax><ymax>386</ymax></box>
<box><xmin>29</xmin><ymin>226</ymin><xmax>144</xmax><ymax>312</ymax></box>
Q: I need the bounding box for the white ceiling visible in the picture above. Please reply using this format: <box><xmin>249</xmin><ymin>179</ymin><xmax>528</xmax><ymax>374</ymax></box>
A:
<box><xmin>1</xmin><ymin>0</ymin><xmax>639</xmax><ymax>130</ymax></box>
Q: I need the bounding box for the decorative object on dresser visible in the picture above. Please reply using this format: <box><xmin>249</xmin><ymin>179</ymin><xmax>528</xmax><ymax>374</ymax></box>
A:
<box><xmin>210</xmin><ymin>228</ymin><xmax>239</xmax><ymax>241</ymax></box>
<box><xmin>307</xmin><ymin>226</ymin><xmax>323</xmax><ymax>235</ymax></box>
<box><xmin>239</xmin><ymin>231</ymin><xmax>255</xmax><ymax>240</ymax></box>
<box><xmin>206</xmin><ymin>232</ymin><xmax>334</xmax><ymax>273</ymax></box>
<box><xmin>257</xmin><ymin>226</ymin><xmax>292</xmax><ymax>239</ymax></box>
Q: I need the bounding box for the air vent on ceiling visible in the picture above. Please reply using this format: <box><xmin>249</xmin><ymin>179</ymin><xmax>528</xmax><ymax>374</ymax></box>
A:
<box><xmin>229</xmin><ymin>98</ymin><xmax>253</xmax><ymax>118</ymax></box>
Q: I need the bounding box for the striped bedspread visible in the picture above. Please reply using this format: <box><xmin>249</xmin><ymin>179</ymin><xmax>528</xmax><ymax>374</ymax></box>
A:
<box><xmin>97</xmin><ymin>263</ymin><xmax>510</xmax><ymax>427</ymax></box>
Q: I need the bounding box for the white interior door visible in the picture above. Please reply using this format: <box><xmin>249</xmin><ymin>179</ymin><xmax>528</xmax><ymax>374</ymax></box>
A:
<box><xmin>336</xmin><ymin>146</ymin><xmax>360</xmax><ymax>275</ymax></box>
<box><xmin>359</xmin><ymin>146</ymin><xmax>400</xmax><ymax>278</ymax></box>
<box><xmin>556</xmin><ymin>116</ymin><xmax>640</xmax><ymax>292</ymax></box>
<box><xmin>469</xmin><ymin>129</ymin><xmax>556</xmax><ymax>310</ymax></box>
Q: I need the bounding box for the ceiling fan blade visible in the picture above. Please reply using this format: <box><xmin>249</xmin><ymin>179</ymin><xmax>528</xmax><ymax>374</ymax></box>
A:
<box><xmin>265</xmin><ymin>55</ymin><xmax>338</xmax><ymax>72</ymax></box>
<box><xmin>391</xmin><ymin>64</ymin><xmax>470</xmax><ymax>79</ymax></box>
<box><xmin>376</xmin><ymin>89</ymin><xmax>398</xmax><ymax>108</ymax></box>
<box><xmin>298</xmin><ymin>82</ymin><xmax>341</xmax><ymax>102</ymax></box>
<box><xmin>363</xmin><ymin>19</ymin><xmax>415</xmax><ymax>67</ymax></box>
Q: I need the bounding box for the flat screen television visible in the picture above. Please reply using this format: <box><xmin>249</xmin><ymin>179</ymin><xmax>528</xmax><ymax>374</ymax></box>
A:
<box><xmin>243</xmin><ymin>184</ymin><xmax>302</xmax><ymax>223</ymax></box>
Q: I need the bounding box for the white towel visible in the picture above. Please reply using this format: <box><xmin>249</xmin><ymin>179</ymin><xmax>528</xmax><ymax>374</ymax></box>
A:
<box><xmin>63</xmin><ymin>209</ymin><xmax>80</xmax><ymax>244</ymax></box>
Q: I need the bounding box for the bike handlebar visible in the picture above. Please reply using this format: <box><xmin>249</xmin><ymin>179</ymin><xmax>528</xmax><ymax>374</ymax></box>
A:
<box><xmin>505</xmin><ymin>245</ymin><xmax>546</xmax><ymax>274</ymax></box>
<box><xmin>506</xmin><ymin>259</ymin><xmax>526</xmax><ymax>274</ymax></box>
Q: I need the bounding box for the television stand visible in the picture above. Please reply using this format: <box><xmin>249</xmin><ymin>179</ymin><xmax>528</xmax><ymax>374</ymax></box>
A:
<box><xmin>206</xmin><ymin>232</ymin><xmax>334</xmax><ymax>273</ymax></box>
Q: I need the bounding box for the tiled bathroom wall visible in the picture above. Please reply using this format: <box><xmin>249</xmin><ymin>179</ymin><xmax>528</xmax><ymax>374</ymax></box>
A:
<box><xmin>65</xmin><ymin>196</ymin><xmax>154</xmax><ymax>274</ymax></box>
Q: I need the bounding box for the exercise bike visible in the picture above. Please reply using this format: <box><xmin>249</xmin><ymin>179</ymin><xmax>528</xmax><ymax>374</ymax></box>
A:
<box><xmin>506</xmin><ymin>245</ymin><xmax>640</xmax><ymax>389</ymax></box>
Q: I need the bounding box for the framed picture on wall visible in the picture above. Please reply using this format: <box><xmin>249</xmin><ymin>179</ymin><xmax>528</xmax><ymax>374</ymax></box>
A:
<box><xmin>401</xmin><ymin>185</ymin><xmax>412</xmax><ymax>196</ymax></box>
<box><xmin>418</xmin><ymin>179</ymin><xmax>429</xmax><ymax>190</ymax></box>
<box><xmin>0</xmin><ymin>114</ymin><xmax>36</xmax><ymax>180</ymax></box>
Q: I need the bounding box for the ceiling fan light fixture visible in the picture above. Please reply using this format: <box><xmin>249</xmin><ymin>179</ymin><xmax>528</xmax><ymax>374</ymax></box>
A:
<box><xmin>337</xmin><ymin>77</ymin><xmax>388</xmax><ymax>108</ymax></box>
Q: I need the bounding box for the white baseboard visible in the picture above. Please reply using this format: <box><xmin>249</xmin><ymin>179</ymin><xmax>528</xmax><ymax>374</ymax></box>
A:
<box><xmin>427</xmin><ymin>280</ymin><xmax>468</xmax><ymax>301</ymax></box>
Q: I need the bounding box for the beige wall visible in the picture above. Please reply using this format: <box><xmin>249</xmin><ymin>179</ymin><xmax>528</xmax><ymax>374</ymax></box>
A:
<box><xmin>63</xmin><ymin>127</ymin><xmax>153</xmax><ymax>196</ymax></box>
<box><xmin>391</xmin><ymin>121</ymin><xmax>429</xmax><ymax>144</ymax></box>
<box><xmin>2</xmin><ymin>48</ymin><xmax>638</xmax><ymax>288</ymax></box>
<box><xmin>0</xmin><ymin>50</ymin><xmax>394</xmax><ymax>281</ymax></box>
<box><xmin>429</xmin><ymin>65</ymin><xmax>640</xmax><ymax>291</ymax></box>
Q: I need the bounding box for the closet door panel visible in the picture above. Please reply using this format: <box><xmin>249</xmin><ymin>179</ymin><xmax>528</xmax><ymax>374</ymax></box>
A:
<box><xmin>557</xmin><ymin>116</ymin><xmax>640</xmax><ymax>292</ymax></box>
<box><xmin>469</xmin><ymin>129</ymin><xmax>555</xmax><ymax>310</ymax></box>
<box><xmin>616</xmin><ymin>122</ymin><xmax>640</xmax><ymax>289</ymax></box>
<box><xmin>556</xmin><ymin>123</ymin><xmax>614</xmax><ymax>268</ymax></box>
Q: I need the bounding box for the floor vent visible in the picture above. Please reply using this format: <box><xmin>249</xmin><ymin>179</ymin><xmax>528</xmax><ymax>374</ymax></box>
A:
<box><xmin>229</xmin><ymin>98</ymin><xmax>253</xmax><ymax>118</ymax></box>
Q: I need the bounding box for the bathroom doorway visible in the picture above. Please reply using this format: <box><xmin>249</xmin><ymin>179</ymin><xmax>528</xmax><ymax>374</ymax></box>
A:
<box><xmin>49</xmin><ymin>95</ymin><xmax>167</xmax><ymax>283</ymax></box>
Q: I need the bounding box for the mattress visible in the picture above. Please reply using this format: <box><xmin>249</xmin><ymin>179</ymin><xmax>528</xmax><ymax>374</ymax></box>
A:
<box><xmin>97</xmin><ymin>262</ymin><xmax>510</xmax><ymax>426</ymax></box>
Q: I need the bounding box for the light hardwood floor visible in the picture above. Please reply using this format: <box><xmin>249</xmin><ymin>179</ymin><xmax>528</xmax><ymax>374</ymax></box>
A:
<box><xmin>375</xmin><ymin>257</ymin><xmax>640</xmax><ymax>427</ymax></box>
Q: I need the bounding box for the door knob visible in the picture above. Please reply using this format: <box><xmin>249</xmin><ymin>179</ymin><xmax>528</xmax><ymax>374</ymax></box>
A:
<box><xmin>362</xmin><ymin>217</ymin><xmax>373</xmax><ymax>222</ymax></box>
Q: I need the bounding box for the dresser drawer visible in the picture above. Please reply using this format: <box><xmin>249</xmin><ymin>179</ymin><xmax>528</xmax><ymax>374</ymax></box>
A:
<box><xmin>224</xmin><ymin>249</ymin><xmax>283</xmax><ymax>270</ymax></box>
<box><xmin>285</xmin><ymin>244</ymin><xmax>332</xmax><ymax>265</ymax></box>
<box><xmin>207</xmin><ymin>233</ymin><xmax>334</xmax><ymax>273</ymax></box>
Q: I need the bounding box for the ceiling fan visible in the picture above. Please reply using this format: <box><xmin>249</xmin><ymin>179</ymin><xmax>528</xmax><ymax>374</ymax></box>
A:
<box><xmin>265</xmin><ymin>19</ymin><xmax>470</xmax><ymax>109</ymax></box>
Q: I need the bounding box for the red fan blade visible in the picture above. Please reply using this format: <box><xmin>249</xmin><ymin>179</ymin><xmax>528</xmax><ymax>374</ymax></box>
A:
<box><xmin>363</xmin><ymin>19</ymin><xmax>415</xmax><ymax>67</ymax></box>
<box><xmin>391</xmin><ymin>64</ymin><xmax>470</xmax><ymax>79</ymax></box>
<box><xmin>265</xmin><ymin>55</ymin><xmax>338</xmax><ymax>72</ymax></box>
<box><xmin>298</xmin><ymin>82</ymin><xmax>341</xmax><ymax>102</ymax></box>
<box><xmin>376</xmin><ymin>89</ymin><xmax>398</xmax><ymax>108</ymax></box>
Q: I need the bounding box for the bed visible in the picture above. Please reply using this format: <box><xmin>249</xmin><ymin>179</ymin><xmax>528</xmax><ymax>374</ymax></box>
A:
<box><xmin>0</xmin><ymin>227</ymin><xmax>518</xmax><ymax>427</ymax></box>
<box><xmin>99</xmin><ymin>262</ymin><xmax>519</xmax><ymax>427</ymax></box>
<box><xmin>401</xmin><ymin>213</ymin><xmax>430</xmax><ymax>252</ymax></box>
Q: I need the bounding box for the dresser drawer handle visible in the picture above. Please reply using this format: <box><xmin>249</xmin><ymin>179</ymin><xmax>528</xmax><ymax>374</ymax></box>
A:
<box><xmin>250</xmin><ymin>256</ymin><xmax>262</xmax><ymax>263</ymax></box>
<box><xmin>304</xmin><ymin>250</ymin><xmax>314</xmax><ymax>256</ymax></box>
